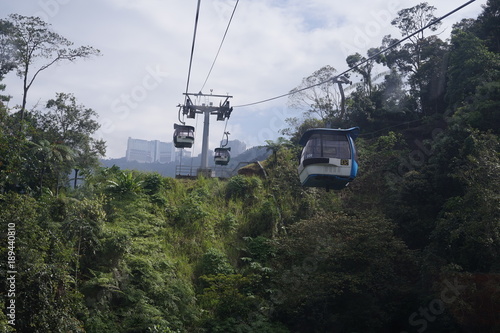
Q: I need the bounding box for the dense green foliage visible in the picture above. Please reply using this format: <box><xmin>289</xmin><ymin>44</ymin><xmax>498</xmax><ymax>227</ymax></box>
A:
<box><xmin>1</xmin><ymin>2</ymin><xmax>499</xmax><ymax>332</ymax></box>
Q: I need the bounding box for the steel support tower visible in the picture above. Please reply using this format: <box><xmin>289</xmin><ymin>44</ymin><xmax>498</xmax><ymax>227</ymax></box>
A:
<box><xmin>181</xmin><ymin>92</ymin><xmax>233</xmax><ymax>177</ymax></box>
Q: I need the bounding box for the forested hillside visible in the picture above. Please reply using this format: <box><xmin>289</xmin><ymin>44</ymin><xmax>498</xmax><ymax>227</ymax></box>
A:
<box><xmin>1</xmin><ymin>1</ymin><xmax>499</xmax><ymax>332</ymax></box>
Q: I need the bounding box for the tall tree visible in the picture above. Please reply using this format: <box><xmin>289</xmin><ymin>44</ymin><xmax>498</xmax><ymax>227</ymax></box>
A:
<box><xmin>389</xmin><ymin>2</ymin><xmax>441</xmax><ymax>72</ymax></box>
<box><xmin>261</xmin><ymin>137</ymin><xmax>292</xmax><ymax>165</ymax></box>
<box><xmin>473</xmin><ymin>0</ymin><xmax>500</xmax><ymax>53</ymax></box>
<box><xmin>0</xmin><ymin>19</ymin><xmax>16</xmax><ymax>79</ymax></box>
<box><xmin>446</xmin><ymin>29</ymin><xmax>500</xmax><ymax>112</ymax></box>
<box><xmin>413</xmin><ymin>35</ymin><xmax>449</xmax><ymax>115</ymax></box>
<box><xmin>288</xmin><ymin>65</ymin><xmax>344</xmax><ymax>122</ymax></box>
<box><xmin>28</xmin><ymin>138</ymin><xmax>74</xmax><ymax>194</ymax></box>
<box><xmin>0</xmin><ymin>21</ymin><xmax>15</xmax><ymax>104</ymax></box>
<box><xmin>0</xmin><ymin>14</ymin><xmax>100</xmax><ymax>123</ymax></box>
<box><xmin>35</xmin><ymin>92</ymin><xmax>106</xmax><ymax>171</ymax></box>
<box><xmin>382</xmin><ymin>3</ymin><xmax>443</xmax><ymax>115</ymax></box>
<box><xmin>345</xmin><ymin>48</ymin><xmax>380</xmax><ymax>97</ymax></box>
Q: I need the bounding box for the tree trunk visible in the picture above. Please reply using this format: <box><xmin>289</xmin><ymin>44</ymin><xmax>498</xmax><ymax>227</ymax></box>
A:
<box><xmin>20</xmin><ymin>62</ymin><xmax>29</xmax><ymax>124</ymax></box>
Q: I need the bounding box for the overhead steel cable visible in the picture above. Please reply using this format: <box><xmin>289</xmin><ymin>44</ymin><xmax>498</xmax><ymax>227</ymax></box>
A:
<box><xmin>233</xmin><ymin>0</ymin><xmax>477</xmax><ymax>108</ymax></box>
<box><xmin>179</xmin><ymin>0</ymin><xmax>202</xmax><ymax>124</ymax></box>
<box><xmin>200</xmin><ymin>0</ymin><xmax>240</xmax><ymax>92</ymax></box>
<box><xmin>185</xmin><ymin>0</ymin><xmax>202</xmax><ymax>97</ymax></box>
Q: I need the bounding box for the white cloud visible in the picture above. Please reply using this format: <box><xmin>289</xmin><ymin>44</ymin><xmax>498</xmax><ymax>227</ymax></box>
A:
<box><xmin>1</xmin><ymin>0</ymin><xmax>487</xmax><ymax>158</ymax></box>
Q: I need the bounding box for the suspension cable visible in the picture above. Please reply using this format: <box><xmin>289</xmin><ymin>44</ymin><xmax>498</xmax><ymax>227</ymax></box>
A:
<box><xmin>185</xmin><ymin>0</ymin><xmax>202</xmax><ymax>97</ymax></box>
<box><xmin>200</xmin><ymin>0</ymin><xmax>240</xmax><ymax>92</ymax></box>
<box><xmin>233</xmin><ymin>0</ymin><xmax>477</xmax><ymax>108</ymax></box>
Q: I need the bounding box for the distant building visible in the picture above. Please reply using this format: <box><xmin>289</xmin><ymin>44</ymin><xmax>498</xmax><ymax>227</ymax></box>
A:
<box><xmin>221</xmin><ymin>139</ymin><xmax>246</xmax><ymax>157</ymax></box>
<box><xmin>126</xmin><ymin>137</ymin><xmax>190</xmax><ymax>163</ymax></box>
<box><xmin>155</xmin><ymin>140</ymin><xmax>176</xmax><ymax>163</ymax></box>
<box><xmin>125</xmin><ymin>137</ymin><xmax>248</xmax><ymax>164</ymax></box>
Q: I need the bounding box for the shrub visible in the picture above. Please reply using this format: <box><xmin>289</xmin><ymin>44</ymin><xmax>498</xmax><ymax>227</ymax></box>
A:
<box><xmin>197</xmin><ymin>248</ymin><xmax>234</xmax><ymax>277</ymax></box>
<box><xmin>225</xmin><ymin>175</ymin><xmax>262</xmax><ymax>200</ymax></box>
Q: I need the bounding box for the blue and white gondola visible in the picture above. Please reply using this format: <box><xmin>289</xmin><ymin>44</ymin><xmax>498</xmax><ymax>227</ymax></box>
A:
<box><xmin>298</xmin><ymin>127</ymin><xmax>360</xmax><ymax>190</ymax></box>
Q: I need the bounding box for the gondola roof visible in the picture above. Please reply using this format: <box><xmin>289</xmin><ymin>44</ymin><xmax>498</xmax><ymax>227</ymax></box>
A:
<box><xmin>298</xmin><ymin>127</ymin><xmax>360</xmax><ymax>146</ymax></box>
<box><xmin>174</xmin><ymin>123</ymin><xmax>195</xmax><ymax>131</ymax></box>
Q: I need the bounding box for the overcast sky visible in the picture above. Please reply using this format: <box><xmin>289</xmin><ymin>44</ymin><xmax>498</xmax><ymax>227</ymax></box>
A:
<box><xmin>1</xmin><ymin>0</ymin><xmax>486</xmax><ymax>158</ymax></box>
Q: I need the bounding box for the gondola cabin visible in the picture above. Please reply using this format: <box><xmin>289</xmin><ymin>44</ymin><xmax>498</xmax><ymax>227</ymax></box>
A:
<box><xmin>173</xmin><ymin>124</ymin><xmax>195</xmax><ymax>148</ymax></box>
<box><xmin>214</xmin><ymin>147</ymin><xmax>231</xmax><ymax>165</ymax></box>
<box><xmin>298</xmin><ymin>127</ymin><xmax>359</xmax><ymax>190</ymax></box>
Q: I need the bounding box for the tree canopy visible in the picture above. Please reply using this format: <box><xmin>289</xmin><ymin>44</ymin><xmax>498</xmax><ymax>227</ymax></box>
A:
<box><xmin>0</xmin><ymin>14</ymin><xmax>100</xmax><ymax>122</ymax></box>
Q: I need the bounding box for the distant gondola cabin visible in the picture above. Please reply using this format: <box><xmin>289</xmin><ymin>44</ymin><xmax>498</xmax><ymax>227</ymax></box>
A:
<box><xmin>173</xmin><ymin>124</ymin><xmax>195</xmax><ymax>148</ymax></box>
<box><xmin>298</xmin><ymin>127</ymin><xmax>359</xmax><ymax>190</ymax></box>
<box><xmin>214</xmin><ymin>147</ymin><xmax>231</xmax><ymax>165</ymax></box>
